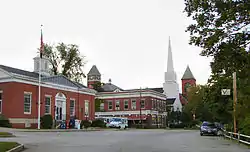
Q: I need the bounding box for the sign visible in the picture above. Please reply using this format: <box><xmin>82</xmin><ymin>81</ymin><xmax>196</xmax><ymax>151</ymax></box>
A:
<box><xmin>221</xmin><ymin>89</ymin><xmax>230</xmax><ymax>95</ymax></box>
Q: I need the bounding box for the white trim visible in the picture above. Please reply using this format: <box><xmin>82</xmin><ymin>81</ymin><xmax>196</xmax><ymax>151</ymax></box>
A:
<box><xmin>107</xmin><ymin>100</ymin><xmax>113</xmax><ymax>110</ymax></box>
<box><xmin>140</xmin><ymin>99</ymin><xmax>145</xmax><ymax>109</ymax></box>
<box><xmin>0</xmin><ymin>77</ymin><xmax>96</xmax><ymax>96</ymax></box>
<box><xmin>131</xmin><ymin>99</ymin><xmax>136</xmax><ymax>110</ymax></box>
<box><xmin>84</xmin><ymin>100</ymin><xmax>89</xmax><ymax>117</ymax></box>
<box><xmin>24</xmin><ymin>92</ymin><xmax>32</xmax><ymax>115</ymax></box>
<box><xmin>97</xmin><ymin>92</ymin><xmax>166</xmax><ymax>100</ymax></box>
<box><xmin>123</xmin><ymin>99</ymin><xmax>129</xmax><ymax>110</ymax></box>
<box><xmin>0</xmin><ymin>91</ymin><xmax>2</xmax><ymax>114</ymax></box>
<box><xmin>115</xmin><ymin>100</ymin><xmax>120</xmax><ymax>110</ymax></box>
<box><xmin>9</xmin><ymin>118</ymin><xmax>37</xmax><ymax>124</ymax></box>
<box><xmin>70</xmin><ymin>98</ymin><xmax>76</xmax><ymax>117</ymax></box>
<box><xmin>44</xmin><ymin>95</ymin><xmax>51</xmax><ymax>114</ymax></box>
<box><xmin>95</xmin><ymin>110</ymin><xmax>159</xmax><ymax>116</ymax></box>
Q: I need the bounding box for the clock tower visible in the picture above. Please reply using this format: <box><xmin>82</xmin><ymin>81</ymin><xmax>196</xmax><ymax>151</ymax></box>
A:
<box><xmin>181</xmin><ymin>65</ymin><xmax>196</xmax><ymax>97</ymax></box>
<box><xmin>87</xmin><ymin>65</ymin><xmax>101</xmax><ymax>89</ymax></box>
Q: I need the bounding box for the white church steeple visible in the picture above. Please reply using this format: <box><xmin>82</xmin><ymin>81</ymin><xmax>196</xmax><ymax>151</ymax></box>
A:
<box><xmin>163</xmin><ymin>37</ymin><xmax>182</xmax><ymax>111</ymax></box>
<box><xmin>167</xmin><ymin>37</ymin><xmax>174</xmax><ymax>72</ymax></box>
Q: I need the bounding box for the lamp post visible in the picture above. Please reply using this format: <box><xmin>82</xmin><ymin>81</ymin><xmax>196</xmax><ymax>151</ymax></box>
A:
<box><xmin>139</xmin><ymin>87</ymin><xmax>142</xmax><ymax>128</ymax></box>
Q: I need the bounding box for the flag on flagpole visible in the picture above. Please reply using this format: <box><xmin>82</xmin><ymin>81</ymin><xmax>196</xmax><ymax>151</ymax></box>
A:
<box><xmin>40</xmin><ymin>25</ymin><xmax>44</xmax><ymax>58</ymax></box>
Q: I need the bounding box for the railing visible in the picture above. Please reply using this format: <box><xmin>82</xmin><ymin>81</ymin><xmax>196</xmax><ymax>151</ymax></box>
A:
<box><xmin>196</xmin><ymin>124</ymin><xmax>250</xmax><ymax>145</ymax></box>
<box><xmin>222</xmin><ymin>129</ymin><xmax>250</xmax><ymax>145</ymax></box>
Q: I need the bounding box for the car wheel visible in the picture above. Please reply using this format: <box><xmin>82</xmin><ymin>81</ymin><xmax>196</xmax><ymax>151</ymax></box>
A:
<box><xmin>200</xmin><ymin>133</ymin><xmax>203</xmax><ymax>136</ymax></box>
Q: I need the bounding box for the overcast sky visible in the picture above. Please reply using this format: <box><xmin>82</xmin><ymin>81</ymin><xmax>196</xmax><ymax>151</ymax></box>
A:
<box><xmin>0</xmin><ymin>0</ymin><xmax>212</xmax><ymax>92</ymax></box>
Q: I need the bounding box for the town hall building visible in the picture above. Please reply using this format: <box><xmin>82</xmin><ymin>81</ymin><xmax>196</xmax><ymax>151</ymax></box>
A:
<box><xmin>0</xmin><ymin>56</ymin><xmax>96</xmax><ymax>128</ymax></box>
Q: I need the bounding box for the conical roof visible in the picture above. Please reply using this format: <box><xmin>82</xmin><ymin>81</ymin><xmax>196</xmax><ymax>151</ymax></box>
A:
<box><xmin>167</xmin><ymin>37</ymin><xmax>174</xmax><ymax>72</ymax></box>
<box><xmin>181</xmin><ymin>65</ymin><xmax>195</xmax><ymax>80</ymax></box>
<box><xmin>87</xmin><ymin>65</ymin><xmax>101</xmax><ymax>76</ymax></box>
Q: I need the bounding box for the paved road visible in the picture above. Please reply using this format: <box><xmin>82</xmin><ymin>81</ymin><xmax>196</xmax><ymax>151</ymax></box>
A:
<box><xmin>0</xmin><ymin>129</ymin><xmax>249</xmax><ymax>152</ymax></box>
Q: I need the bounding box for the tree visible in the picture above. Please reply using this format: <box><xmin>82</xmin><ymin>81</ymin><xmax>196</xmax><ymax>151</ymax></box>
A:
<box><xmin>95</xmin><ymin>98</ymin><xmax>105</xmax><ymax>112</ymax></box>
<box><xmin>184</xmin><ymin>0</ymin><xmax>250</xmax><ymax>76</ymax></box>
<box><xmin>184</xmin><ymin>0</ymin><xmax>250</xmax><ymax>133</ymax></box>
<box><xmin>43</xmin><ymin>43</ymin><xmax>86</xmax><ymax>82</ymax></box>
<box><xmin>91</xmin><ymin>81</ymin><xmax>105</xmax><ymax>92</ymax></box>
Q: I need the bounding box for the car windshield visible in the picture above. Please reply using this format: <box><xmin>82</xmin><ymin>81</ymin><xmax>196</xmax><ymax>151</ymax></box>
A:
<box><xmin>111</xmin><ymin>118</ymin><xmax>122</xmax><ymax>122</ymax></box>
<box><xmin>202</xmin><ymin>122</ymin><xmax>216</xmax><ymax>127</ymax></box>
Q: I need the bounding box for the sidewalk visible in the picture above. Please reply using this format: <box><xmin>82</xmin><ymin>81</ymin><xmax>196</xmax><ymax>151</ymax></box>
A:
<box><xmin>0</xmin><ymin>127</ymin><xmax>106</xmax><ymax>133</ymax></box>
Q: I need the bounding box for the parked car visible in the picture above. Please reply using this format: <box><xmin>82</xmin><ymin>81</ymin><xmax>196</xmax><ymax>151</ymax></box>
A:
<box><xmin>200</xmin><ymin>121</ymin><xmax>219</xmax><ymax>136</ymax></box>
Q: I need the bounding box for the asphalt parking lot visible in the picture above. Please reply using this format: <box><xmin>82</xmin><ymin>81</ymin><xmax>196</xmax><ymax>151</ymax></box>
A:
<box><xmin>0</xmin><ymin>129</ymin><xmax>249</xmax><ymax>152</ymax></box>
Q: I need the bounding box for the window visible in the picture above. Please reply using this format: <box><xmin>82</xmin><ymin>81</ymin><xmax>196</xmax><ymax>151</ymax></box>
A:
<box><xmin>124</xmin><ymin>100</ymin><xmax>129</xmax><ymax>110</ymax></box>
<box><xmin>115</xmin><ymin>100</ymin><xmax>120</xmax><ymax>110</ymax></box>
<box><xmin>100</xmin><ymin>103</ymin><xmax>104</xmax><ymax>111</ymax></box>
<box><xmin>140</xmin><ymin>99</ymin><xmax>145</xmax><ymax>109</ymax></box>
<box><xmin>108</xmin><ymin>101</ymin><xmax>113</xmax><ymax>110</ymax></box>
<box><xmin>131</xmin><ymin>99</ymin><xmax>136</xmax><ymax>110</ymax></box>
<box><xmin>85</xmin><ymin>100</ymin><xmax>89</xmax><ymax>116</ymax></box>
<box><xmin>45</xmin><ymin>96</ymin><xmax>51</xmax><ymax>114</ymax></box>
<box><xmin>24</xmin><ymin>92</ymin><xmax>32</xmax><ymax>114</ymax></box>
<box><xmin>70</xmin><ymin>99</ymin><xmax>75</xmax><ymax>117</ymax></box>
<box><xmin>0</xmin><ymin>91</ymin><xmax>2</xmax><ymax>113</ymax></box>
<box><xmin>152</xmin><ymin>99</ymin><xmax>155</xmax><ymax>109</ymax></box>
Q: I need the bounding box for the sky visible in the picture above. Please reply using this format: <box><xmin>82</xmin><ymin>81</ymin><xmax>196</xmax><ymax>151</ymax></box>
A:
<box><xmin>0</xmin><ymin>0</ymin><xmax>212</xmax><ymax>92</ymax></box>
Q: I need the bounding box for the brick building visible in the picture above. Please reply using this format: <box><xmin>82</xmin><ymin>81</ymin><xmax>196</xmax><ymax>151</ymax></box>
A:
<box><xmin>87</xmin><ymin>65</ymin><xmax>171</xmax><ymax>128</ymax></box>
<box><xmin>0</xmin><ymin>56</ymin><xmax>96</xmax><ymax>128</ymax></box>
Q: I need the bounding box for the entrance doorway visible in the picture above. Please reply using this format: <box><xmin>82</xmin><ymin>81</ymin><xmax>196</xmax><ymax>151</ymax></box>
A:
<box><xmin>55</xmin><ymin>93</ymin><xmax>66</xmax><ymax>121</ymax></box>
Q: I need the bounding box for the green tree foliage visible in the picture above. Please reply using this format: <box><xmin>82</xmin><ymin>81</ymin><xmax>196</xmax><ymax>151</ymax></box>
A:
<box><xmin>95</xmin><ymin>98</ymin><xmax>105</xmax><ymax>112</ymax></box>
<box><xmin>43</xmin><ymin>43</ymin><xmax>86</xmax><ymax>82</ymax></box>
<box><xmin>184</xmin><ymin>0</ymin><xmax>250</xmax><ymax>134</ymax></box>
<box><xmin>92</xmin><ymin>81</ymin><xmax>104</xmax><ymax>92</ymax></box>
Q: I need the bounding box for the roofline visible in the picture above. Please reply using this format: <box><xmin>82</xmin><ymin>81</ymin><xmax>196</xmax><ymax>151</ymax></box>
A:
<box><xmin>181</xmin><ymin>78</ymin><xmax>196</xmax><ymax>80</ymax></box>
<box><xmin>0</xmin><ymin>76</ymin><xmax>96</xmax><ymax>95</ymax></box>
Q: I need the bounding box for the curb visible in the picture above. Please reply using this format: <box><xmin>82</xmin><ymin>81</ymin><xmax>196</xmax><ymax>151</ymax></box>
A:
<box><xmin>6</xmin><ymin>144</ymin><xmax>24</xmax><ymax>152</ymax></box>
<box><xmin>19</xmin><ymin>129</ymin><xmax>104</xmax><ymax>132</ymax></box>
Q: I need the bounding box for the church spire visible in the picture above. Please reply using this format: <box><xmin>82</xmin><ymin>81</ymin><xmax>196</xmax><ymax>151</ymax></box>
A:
<box><xmin>167</xmin><ymin>37</ymin><xmax>174</xmax><ymax>72</ymax></box>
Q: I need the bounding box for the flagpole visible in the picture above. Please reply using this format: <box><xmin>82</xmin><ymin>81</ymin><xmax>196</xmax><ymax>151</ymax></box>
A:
<box><xmin>38</xmin><ymin>25</ymin><xmax>43</xmax><ymax>130</ymax></box>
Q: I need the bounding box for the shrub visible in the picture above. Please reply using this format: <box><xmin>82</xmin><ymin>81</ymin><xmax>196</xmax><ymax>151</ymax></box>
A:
<box><xmin>91</xmin><ymin>119</ymin><xmax>106</xmax><ymax>128</ymax></box>
<box><xmin>81</xmin><ymin>120</ymin><xmax>91</xmax><ymax>129</ymax></box>
<box><xmin>41</xmin><ymin>115</ymin><xmax>53</xmax><ymax>129</ymax></box>
<box><xmin>239</xmin><ymin>115</ymin><xmax>250</xmax><ymax>135</ymax></box>
<box><xmin>0</xmin><ymin>115</ymin><xmax>12</xmax><ymax>128</ymax></box>
<box><xmin>169</xmin><ymin>123</ymin><xmax>185</xmax><ymax>128</ymax></box>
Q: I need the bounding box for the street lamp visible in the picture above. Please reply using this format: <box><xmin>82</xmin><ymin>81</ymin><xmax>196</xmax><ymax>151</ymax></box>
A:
<box><xmin>139</xmin><ymin>87</ymin><xmax>142</xmax><ymax>128</ymax></box>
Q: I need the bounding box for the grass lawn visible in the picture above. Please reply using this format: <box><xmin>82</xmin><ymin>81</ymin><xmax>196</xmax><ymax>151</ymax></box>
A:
<box><xmin>0</xmin><ymin>142</ymin><xmax>19</xmax><ymax>152</ymax></box>
<box><xmin>0</xmin><ymin>132</ymin><xmax>15</xmax><ymax>137</ymax></box>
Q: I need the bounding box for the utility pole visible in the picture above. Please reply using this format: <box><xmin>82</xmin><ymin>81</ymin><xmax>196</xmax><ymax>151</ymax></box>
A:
<box><xmin>139</xmin><ymin>87</ymin><xmax>142</xmax><ymax>128</ymax></box>
<box><xmin>233</xmin><ymin>72</ymin><xmax>237</xmax><ymax>134</ymax></box>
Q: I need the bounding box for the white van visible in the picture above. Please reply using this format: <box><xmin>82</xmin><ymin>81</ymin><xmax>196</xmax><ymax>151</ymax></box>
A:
<box><xmin>109</xmin><ymin>117</ymin><xmax>128</xmax><ymax>129</ymax></box>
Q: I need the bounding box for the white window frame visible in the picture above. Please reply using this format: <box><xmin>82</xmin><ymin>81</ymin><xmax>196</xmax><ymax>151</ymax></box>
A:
<box><xmin>0</xmin><ymin>90</ymin><xmax>2</xmax><ymax>114</ymax></box>
<box><xmin>131</xmin><ymin>99</ymin><xmax>136</xmax><ymax>110</ymax></box>
<box><xmin>124</xmin><ymin>100</ymin><xmax>129</xmax><ymax>110</ymax></box>
<box><xmin>70</xmin><ymin>98</ymin><xmax>76</xmax><ymax>117</ymax></box>
<box><xmin>44</xmin><ymin>95</ymin><xmax>51</xmax><ymax>114</ymax></box>
<box><xmin>108</xmin><ymin>101</ymin><xmax>113</xmax><ymax>110</ymax></box>
<box><xmin>140</xmin><ymin>99</ymin><xmax>145</xmax><ymax>109</ymax></box>
<box><xmin>85</xmin><ymin>100</ymin><xmax>89</xmax><ymax>117</ymax></box>
<box><xmin>24</xmin><ymin>92</ymin><xmax>32</xmax><ymax>114</ymax></box>
<box><xmin>115</xmin><ymin>100</ymin><xmax>120</xmax><ymax>110</ymax></box>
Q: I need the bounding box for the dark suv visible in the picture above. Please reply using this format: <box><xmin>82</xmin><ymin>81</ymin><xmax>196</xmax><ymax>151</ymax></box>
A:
<box><xmin>200</xmin><ymin>121</ymin><xmax>218</xmax><ymax>136</ymax></box>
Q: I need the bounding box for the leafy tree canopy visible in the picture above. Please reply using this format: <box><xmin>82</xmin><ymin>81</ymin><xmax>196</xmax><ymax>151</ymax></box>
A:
<box><xmin>43</xmin><ymin>43</ymin><xmax>86</xmax><ymax>83</ymax></box>
<box><xmin>184</xmin><ymin>0</ymin><xmax>250</xmax><ymax>76</ymax></box>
